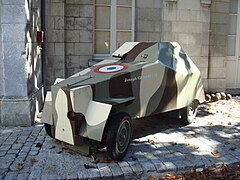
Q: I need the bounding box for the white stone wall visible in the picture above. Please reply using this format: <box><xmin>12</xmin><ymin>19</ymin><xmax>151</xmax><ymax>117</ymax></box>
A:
<box><xmin>45</xmin><ymin>0</ymin><xmax>66</xmax><ymax>86</ymax></box>
<box><xmin>135</xmin><ymin>0</ymin><xmax>162</xmax><ymax>41</ymax></box>
<box><xmin>65</xmin><ymin>0</ymin><xmax>93</xmax><ymax>77</ymax></box>
<box><xmin>0</xmin><ymin>0</ymin><xmax>43</xmax><ymax>126</ymax></box>
<box><xmin>208</xmin><ymin>0</ymin><xmax>229</xmax><ymax>92</ymax></box>
<box><xmin>0</xmin><ymin>0</ymin><xmax>3</xmax><ymax>96</ymax></box>
<box><xmin>160</xmin><ymin>0</ymin><xmax>211</xmax><ymax>90</ymax></box>
<box><xmin>45</xmin><ymin>0</ymin><xmax>227</xmax><ymax>91</ymax></box>
<box><xmin>45</xmin><ymin>0</ymin><xmax>94</xmax><ymax>86</ymax></box>
<box><xmin>0</xmin><ymin>1</ymin><xmax>3</xmax><ymax>123</ymax></box>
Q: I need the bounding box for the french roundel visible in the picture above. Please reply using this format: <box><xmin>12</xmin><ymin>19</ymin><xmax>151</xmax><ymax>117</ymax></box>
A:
<box><xmin>94</xmin><ymin>64</ymin><xmax>128</xmax><ymax>74</ymax></box>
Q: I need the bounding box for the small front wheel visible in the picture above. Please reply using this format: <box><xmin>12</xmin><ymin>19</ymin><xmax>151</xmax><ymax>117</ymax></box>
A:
<box><xmin>106</xmin><ymin>112</ymin><xmax>132</xmax><ymax>161</ymax></box>
<box><xmin>180</xmin><ymin>100</ymin><xmax>199</xmax><ymax>125</ymax></box>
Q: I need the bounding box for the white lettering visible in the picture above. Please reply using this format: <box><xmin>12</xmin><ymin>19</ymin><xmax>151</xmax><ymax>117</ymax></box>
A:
<box><xmin>124</xmin><ymin>73</ymin><xmax>158</xmax><ymax>83</ymax></box>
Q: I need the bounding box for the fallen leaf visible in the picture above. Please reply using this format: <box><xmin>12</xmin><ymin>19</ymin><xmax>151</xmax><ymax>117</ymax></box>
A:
<box><xmin>30</xmin><ymin>158</ymin><xmax>38</xmax><ymax>163</ymax></box>
<box><xmin>91</xmin><ymin>159</ymin><xmax>100</xmax><ymax>164</ymax></box>
<box><xmin>170</xmin><ymin>142</ymin><xmax>177</xmax><ymax>146</ymax></box>
<box><xmin>16</xmin><ymin>163</ymin><xmax>24</xmax><ymax>170</ymax></box>
<box><xmin>131</xmin><ymin>155</ymin><xmax>138</xmax><ymax>161</ymax></box>
<box><xmin>229</xmin><ymin>147</ymin><xmax>237</xmax><ymax>151</ymax></box>
<box><xmin>165</xmin><ymin>173</ymin><xmax>176</xmax><ymax>180</ymax></box>
<box><xmin>224</xmin><ymin>141</ymin><xmax>231</xmax><ymax>145</ymax></box>
<box><xmin>211</xmin><ymin>150</ymin><xmax>221</xmax><ymax>157</ymax></box>
<box><xmin>147</xmin><ymin>175</ymin><xmax>155</xmax><ymax>180</ymax></box>
<box><xmin>207</xmin><ymin>122</ymin><xmax>213</xmax><ymax>126</ymax></box>
<box><xmin>221</xmin><ymin>165</ymin><xmax>228</xmax><ymax>173</ymax></box>
<box><xmin>35</xmin><ymin>143</ymin><xmax>43</xmax><ymax>148</ymax></box>
<box><xmin>67</xmin><ymin>151</ymin><xmax>76</xmax><ymax>155</ymax></box>
<box><xmin>84</xmin><ymin>164</ymin><xmax>96</xmax><ymax>169</ymax></box>
<box><xmin>49</xmin><ymin>146</ymin><xmax>55</xmax><ymax>149</ymax></box>
<box><xmin>185</xmin><ymin>135</ymin><xmax>194</xmax><ymax>139</ymax></box>
<box><xmin>148</xmin><ymin>139</ymin><xmax>155</xmax><ymax>145</ymax></box>
<box><xmin>62</xmin><ymin>146</ymin><xmax>68</xmax><ymax>150</ymax></box>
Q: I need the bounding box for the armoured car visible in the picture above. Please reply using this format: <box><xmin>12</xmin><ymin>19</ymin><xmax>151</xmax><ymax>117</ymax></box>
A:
<box><xmin>42</xmin><ymin>42</ymin><xmax>205</xmax><ymax>160</ymax></box>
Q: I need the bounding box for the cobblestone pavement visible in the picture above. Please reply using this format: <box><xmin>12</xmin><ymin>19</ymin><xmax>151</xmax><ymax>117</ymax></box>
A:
<box><xmin>0</xmin><ymin>98</ymin><xmax>240</xmax><ymax>179</ymax></box>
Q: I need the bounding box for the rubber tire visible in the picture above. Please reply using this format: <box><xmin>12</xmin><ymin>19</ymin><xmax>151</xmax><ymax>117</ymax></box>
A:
<box><xmin>180</xmin><ymin>100</ymin><xmax>199</xmax><ymax>125</ymax></box>
<box><xmin>44</xmin><ymin>123</ymin><xmax>54</xmax><ymax>138</ymax></box>
<box><xmin>106</xmin><ymin>112</ymin><xmax>132</xmax><ymax>161</ymax></box>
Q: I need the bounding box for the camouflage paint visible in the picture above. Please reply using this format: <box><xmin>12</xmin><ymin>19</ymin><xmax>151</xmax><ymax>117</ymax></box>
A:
<box><xmin>42</xmin><ymin>42</ymin><xmax>205</xmax><ymax>147</ymax></box>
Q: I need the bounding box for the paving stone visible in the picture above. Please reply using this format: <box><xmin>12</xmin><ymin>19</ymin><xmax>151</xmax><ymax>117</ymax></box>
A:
<box><xmin>20</xmin><ymin>146</ymin><xmax>31</xmax><ymax>153</ymax></box>
<box><xmin>64</xmin><ymin>153</ymin><xmax>81</xmax><ymax>179</ymax></box>
<box><xmin>24</xmin><ymin>142</ymin><xmax>34</xmax><ymax>147</ymax></box>
<box><xmin>118</xmin><ymin>161</ymin><xmax>133</xmax><ymax>177</ymax></box>
<box><xmin>17</xmin><ymin>136</ymin><xmax>28</xmax><ymax>143</ymax></box>
<box><xmin>0</xmin><ymin>151</ymin><xmax>7</xmax><ymax>157</ymax></box>
<box><xmin>108</xmin><ymin>162</ymin><xmax>124</xmax><ymax>178</ymax></box>
<box><xmin>17</xmin><ymin>172</ymin><xmax>29</xmax><ymax>180</ymax></box>
<box><xmin>4</xmin><ymin>171</ymin><xmax>18</xmax><ymax>179</ymax></box>
<box><xmin>0</xmin><ymin>100</ymin><xmax>240</xmax><ymax>179</ymax></box>
<box><xmin>0</xmin><ymin>145</ymin><xmax>11</xmax><ymax>151</ymax></box>
<box><xmin>0</xmin><ymin>154</ymin><xmax>15</xmax><ymax>169</ymax></box>
<box><xmin>78</xmin><ymin>168</ymin><xmax>89</xmax><ymax>179</ymax></box>
<box><xmin>7</xmin><ymin>149</ymin><xmax>19</xmax><ymax>154</ymax></box>
<box><xmin>17</xmin><ymin>152</ymin><xmax>28</xmax><ymax>159</ymax></box>
<box><xmin>138</xmin><ymin>160</ymin><xmax>156</xmax><ymax>172</ymax></box>
<box><xmin>3</xmin><ymin>136</ymin><xmax>18</xmax><ymax>145</ymax></box>
<box><xmin>161</xmin><ymin>160</ymin><xmax>177</xmax><ymax>172</ymax></box>
<box><xmin>127</xmin><ymin>161</ymin><xmax>143</xmax><ymax>176</ymax></box>
<box><xmin>11</xmin><ymin>143</ymin><xmax>23</xmax><ymax>150</ymax></box>
<box><xmin>29</xmin><ymin>150</ymin><xmax>39</xmax><ymax>156</ymax></box>
<box><xmin>87</xmin><ymin>168</ymin><xmax>101</xmax><ymax>179</ymax></box>
<box><xmin>9</xmin><ymin>157</ymin><xmax>25</xmax><ymax>171</ymax></box>
<box><xmin>150</xmin><ymin>159</ymin><xmax>166</xmax><ymax>173</ymax></box>
<box><xmin>97</xmin><ymin>163</ymin><xmax>112</xmax><ymax>178</ymax></box>
<box><xmin>0</xmin><ymin>169</ymin><xmax>8</xmax><ymax>178</ymax></box>
<box><xmin>29</xmin><ymin>169</ymin><xmax>41</xmax><ymax>179</ymax></box>
<box><xmin>42</xmin><ymin>153</ymin><xmax>67</xmax><ymax>178</ymax></box>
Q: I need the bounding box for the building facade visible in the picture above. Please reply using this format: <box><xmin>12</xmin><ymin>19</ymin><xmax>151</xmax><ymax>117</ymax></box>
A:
<box><xmin>0</xmin><ymin>0</ymin><xmax>240</xmax><ymax>126</ymax></box>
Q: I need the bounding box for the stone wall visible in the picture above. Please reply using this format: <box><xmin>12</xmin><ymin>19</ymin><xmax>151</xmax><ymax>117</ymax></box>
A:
<box><xmin>0</xmin><ymin>0</ymin><xmax>43</xmax><ymax>126</ymax></box>
<box><xmin>0</xmin><ymin>0</ymin><xmax>3</xmax><ymax>123</ymax></box>
<box><xmin>65</xmin><ymin>0</ymin><xmax>93</xmax><ymax>77</ymax></box>
<box><xmin>45</xmin><ymin>0</ymin><xmax>65</xmax><ymax>86</ymax></box>
<box><xmin>45</xmin><ymin>0</ymin><xmax>94</xmax><ymax>86</ymax></box>
<box><xmin>1</xmin><ymin>0</ymin><xmax>30</xmax><ymax>125</ymax></box>
<box><xmin>208</xmin><ymin>0</ymin><xmax>229</xmax><ymax>92</ymax></box>
<box><xmin>160</xmin><ymin>0</ymin><xmax>212</xmax><ymax>90</ymax></box>
<box><xmin>44</xmin><ymin>0</ymin><xmax>223</xmax><ymax>92</ymax></box>
<box><xmin>135</xmin><ymin>0</ymin><xmax>162</xmax><ymax>41</ymax></box>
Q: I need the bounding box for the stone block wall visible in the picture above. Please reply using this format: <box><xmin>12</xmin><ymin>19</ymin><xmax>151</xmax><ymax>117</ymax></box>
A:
<box><xmin>45</xmin><ymin>0</ymin><xmax>66</xmax><ymax>86</ymax></box>
<box><xmin>0</xmin><ymin>0</ymin><xmax>31</xmax><ymax>126</ymax></box>
<box><xmin>0</xmin><ymin>1</ymin><xmax>2</xmax><ymax>123</ymax></box>
<box><xmin>160</xmin><ymin>0</ymin><xmax>212</xmax><ymax>90</ymax></box>
<box><xmin>208</xmin><ymin>0</ymin><xmax>229</xmax><ymax>92</ymax></box>
<box><xmin>65</xmin><ymin>1</ymin><xmax>93</xmax><ymax>77</ymax></box>
<box><xmin>45</xmin><ymin>0</ymin><xmax>94</xmax><ymax>86</ymax></box>
<box><xmin>135</xmin><ymin>0</ymin><xmax>162</xmax><ymax>41</ymax></box>
<box><xmin>0</xmin><ymin>0</ymin><xmax>43</xmax><ymax>126</ymax></box>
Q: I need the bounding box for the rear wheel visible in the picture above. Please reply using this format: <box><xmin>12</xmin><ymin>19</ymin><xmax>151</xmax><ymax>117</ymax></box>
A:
<box><xmin>180</xmin><ymin>100</ymin><xmax>199</xmax><ymax>125</ymax></box>
<box><xmin>106</xmin><ymin>112</ymin><xmax>132</xmax><ymax>161</ymax></box>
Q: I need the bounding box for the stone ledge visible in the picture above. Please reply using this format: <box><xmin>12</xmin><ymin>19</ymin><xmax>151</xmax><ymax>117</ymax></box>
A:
<box><xmin>0</xmin><ymin>87</ymin><xmax>44</xmax><ymax>126</ymax></box>
<box><xmin>201</xmin><ymin>0</ymin><xmax>211</xmax><ymax>6</ymax></box>
<box><xmin>1</xmin><ymin>97</ymin><xmax>33</xmax><ymax>126</ymax></box>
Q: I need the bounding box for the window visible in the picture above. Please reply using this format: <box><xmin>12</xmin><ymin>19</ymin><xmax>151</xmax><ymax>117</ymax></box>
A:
<box><xmin>94</xmin><ymin>0</ymin><xmax>135</xmax><ymax>59</ymax></box>
<box><xmin>227</xmin><ymin>0</ymin><xmax>238</xmax><ymax>56</ymax></box>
